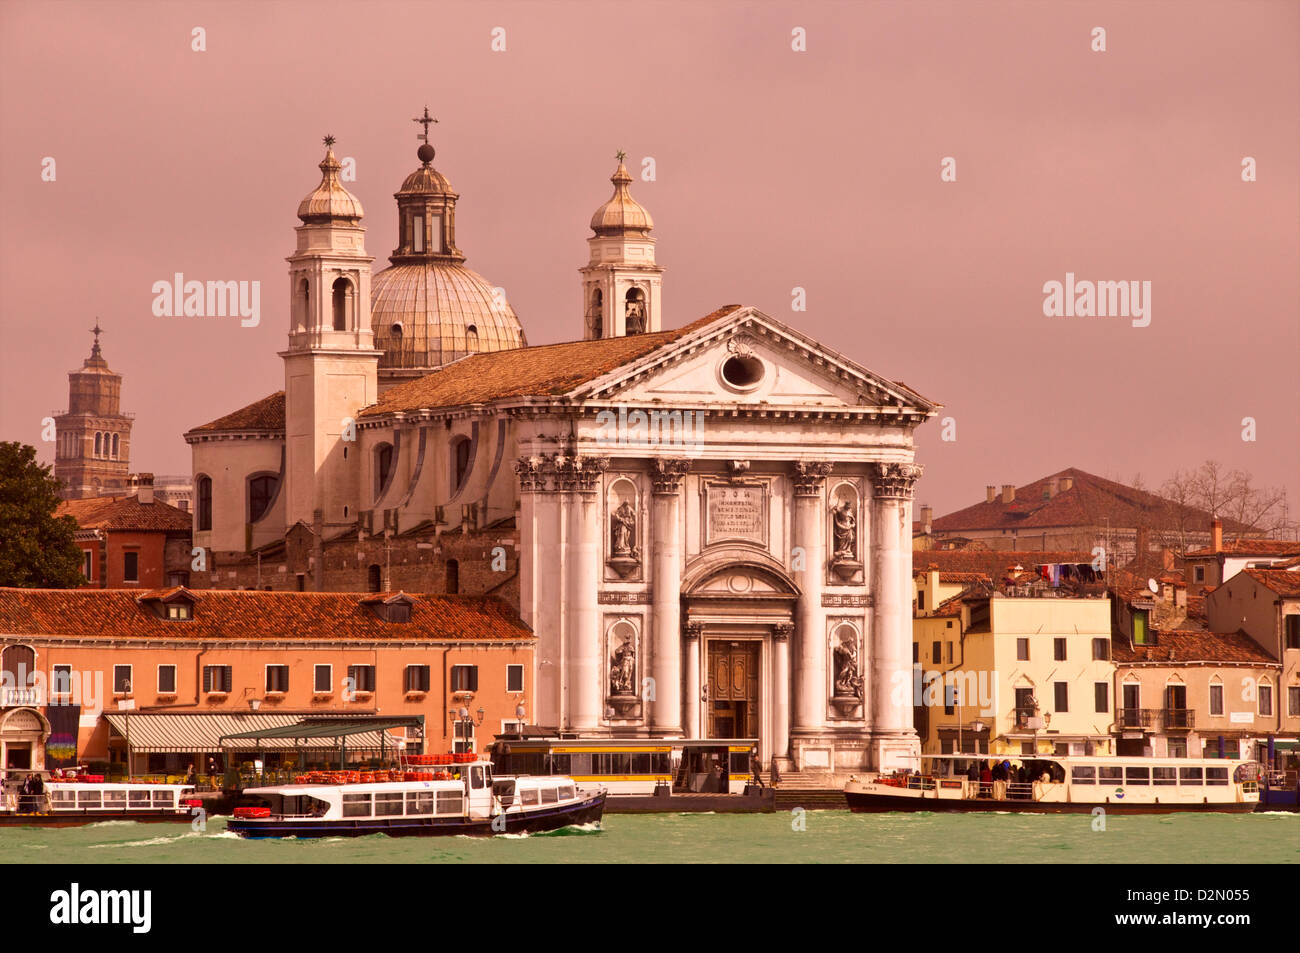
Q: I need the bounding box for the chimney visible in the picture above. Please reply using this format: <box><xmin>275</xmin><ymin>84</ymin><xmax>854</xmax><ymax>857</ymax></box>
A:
<box><xmin>136</xmin><ymin>472</ymin><xmax>154</xmax><ymax>505</ymax></box>
<box><xmin>920</xmin><ymin>504</ymin><xmax>933</xmax><ymax>535</ymax></box>
<box><xmin>986</xmin><ymin>485</ymin><xmax>997</xmax><ymax>503</ymax></box>
<box><xmin>1060</xmin><ymin>476</ymin><xmax>1074</xmax><ymax>492</ymax></box>
<box><xmin>1001</xmin><ymin>484</ymin><xmax>1016</xmax><ymax>504</ymax></box>
<box><xmin>1211</xmin><ymin>518</ymin><xmax>1223</xmax><ymax>553</ymax></box>
<box><xmin>1047</xmin><ymin>478</ymin><xmax>1059</xmax><ymax>499</ymax></box>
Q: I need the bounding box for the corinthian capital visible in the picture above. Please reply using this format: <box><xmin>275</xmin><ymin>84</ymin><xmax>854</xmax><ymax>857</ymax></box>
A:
<box><xmin>871</xmin><ymin>462</ymin><xmax>923</xmax><ymax>500</ymax></box>
<box><xmin>513</xmin><ymin>455</ymin><xmax>550</xmax><ymax>492</ymax></box>
<box><xmin>554</xmin><ymin>454</ymin><xmax>609</xmax><ymax>492</ymax></box>
<box><xmin>792</xmin><ymin>460</ymin><xmax>834</xmax><ymax>497</ymax></box>
<box><xmin>651</xmin><ymin>458</ymin><xmax>692</xmax><ymax>494</ymax></box>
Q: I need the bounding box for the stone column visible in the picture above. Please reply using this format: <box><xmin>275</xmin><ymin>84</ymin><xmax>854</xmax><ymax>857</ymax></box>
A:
<box><xmin>650</xmin><ymin>458</ymin><xmax>690</xmax><ymax>735</ymax></box>
<box><xmin>791</xmin><ymin>461</ymin><xmax>833</xmax><ymax>733</ymax></box>
<box><xmin>869</xmin><ymin>461</ymin><xmax>923</xmax><ymax>771</ymax></box>
<box><xmin>557</xmin><ymin>454</ymin><xmax>608</xmax><ymax>732</ymax></box>
<box><xmin>515</xmin><ymin>454</ymin><xmax>561</xmax><ymax>726</ymax></box>
<box><xmin>683</xmin><ymin>621</ymin><xmax>703</xmax><ymax>737</ymax></box>
<box><xmin>771</xmin><ymin>622</ymin><xmax>794</xmax><ymax>764</ymax></box>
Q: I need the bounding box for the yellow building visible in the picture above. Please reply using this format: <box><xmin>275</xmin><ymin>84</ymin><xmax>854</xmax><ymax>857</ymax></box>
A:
<box><xmin>913</xmin><ymin>578</ymin><xmax>1115</xmax><ymax>757</ymax></box>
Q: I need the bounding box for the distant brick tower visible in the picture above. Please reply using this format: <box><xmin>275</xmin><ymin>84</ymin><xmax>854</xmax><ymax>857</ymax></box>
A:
<box><xmin>54</xmin><ymin>323</ymin><xmax>132</xmax><ymax>500</ymax></box>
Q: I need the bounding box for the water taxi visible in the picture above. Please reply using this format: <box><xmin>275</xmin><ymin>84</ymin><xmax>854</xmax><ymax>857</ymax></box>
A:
<box><xmin>1</xmin><ymin>773</ymin><xmax>198</xmax><ymax>827</ymax></box>
<box><xmin>844</xmin><ymin>755</ymin><xmax>1260</xmax><ymax>814</ymax></box>
<box><xmin>225</xmin><ymin>755</ymin><xmax>605</xmax><ymax>838</ymax></box>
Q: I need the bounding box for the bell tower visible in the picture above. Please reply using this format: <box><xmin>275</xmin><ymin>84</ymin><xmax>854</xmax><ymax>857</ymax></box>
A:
<box><xmin>281</xmin><ymin>135</ymin><xmax>380</xmax><ymax>534</ymax></box>
<box><xmin>53</xmin><ymin>322</ymin><xmax>133</xmax><ymax>499</ymax></box>
<box><xmin>580</xmin><ymin>151</ymin><xmax>663</xmax><ymax>340</ymax></box>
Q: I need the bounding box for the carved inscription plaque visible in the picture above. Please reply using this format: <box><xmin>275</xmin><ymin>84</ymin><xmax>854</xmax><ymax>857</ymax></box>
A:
<box><xmin>705</xmin><ymin>482</ymin><xmax>767</xmax><ymax>546</ymax></box>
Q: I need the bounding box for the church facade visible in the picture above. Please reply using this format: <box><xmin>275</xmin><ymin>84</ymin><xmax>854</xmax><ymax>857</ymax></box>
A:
<box><xmin>186</xmin><ymin>124</ymin><xmax>939</xmax><ymax>773</ymax></box>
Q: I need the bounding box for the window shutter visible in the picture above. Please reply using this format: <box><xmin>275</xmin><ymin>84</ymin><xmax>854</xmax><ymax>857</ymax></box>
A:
<box><xmin>203</xmin><ymin>666</ymin><xmax>212</xmax><ymax>692</ymax></box>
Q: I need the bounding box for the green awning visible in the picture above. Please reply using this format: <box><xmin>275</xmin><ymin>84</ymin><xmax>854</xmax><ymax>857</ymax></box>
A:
<box><xmin>219</xmin><ymin>717</ymin><xmax>423</xmax><ymax>743</ymax></box>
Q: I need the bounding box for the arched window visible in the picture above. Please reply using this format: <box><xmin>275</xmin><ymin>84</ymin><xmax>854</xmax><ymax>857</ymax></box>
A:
<box><xmin>1</xmin><ymin>645</ymin><xmax>36</xmax><ymax>688</ymax></box>
<box><xmin>295</xmin><ymin>278</ymin><xmax>310</xmax><ymax>331</ymax></box>
<box><xmin>451</xmin><ymin>437</ymin><xmax>472</xmax><ymax>492</ymax></box>
<box><xmin>375</xmin><ymin>443</ymin><xmax>394</xmax><ymax>501</ymax></box>
<box><xmin>445</xmin><ymin>558</ymin><xmax>459</xmax><ymax>594</ymax></box>
<box><xmin>248</xmin><ymin>474</ymin><xmax>278</xmax><ymax>523</ymax></box>
<box><xmin>591</xmin><ymin>288</ymin><xmax>604</xmax><ymax>338</ymax></box>
<box><xmin>94</xmin><ymin>432</ymin><xmax>102</xmax><ymax>457</ymax></box>
<box><xmin>367</xmin><ymin>564</ymin><xmax>382</xmax><ymax>593</ymax></box>
<box><xmin>332</xmin><ymin>277</ymin><xmax>352</xmax><ymax>331</ymax></box>
<box><xmin>197</xmin><ymin>476</ymin><xmax>213</xmax><ymax>531</ymax></box>
<box><xmin>111</xmin><ymin>433</ymin><xmax>120</xmax><ymax>459</ymax></box>
<box><xmin>624</xmin><ymin>288</ymin><xmax>647</xmax><ymax>334</ymax></box>
<box><xmin>466</xmin><ymin>325</ymin><xmax>479</xmax><ymax>352</ymax></box>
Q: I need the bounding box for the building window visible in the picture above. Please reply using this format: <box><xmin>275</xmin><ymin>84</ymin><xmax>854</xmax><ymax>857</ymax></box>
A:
<box><xmin>1094</xmin><ymin>682</ymin><xmax>1108</xmax><ymax>714</ymax></box>
<box><xmin>367</xmin><ymin>564</ymin><xmax>382</xmax><ymax>593</ymax></box>
<box><xmin>451</xmin><ymin>664</ymin><xmax>478</xmax><ymax>693</ymax></box>
<box><xmin>411</xmin><ymin>214</ymin><xmax>424</xmax><ymax>253</ymax></box>
<box><xmin>52</xmin><ymin>664</ymin><xmax>73</xmax><ymax>697</ymax></box>
<box><xmin>83</xmin><ymin>550</ymin><xmax>93</xmax><ymax>581</ymax></box>
<box><xmin>94</xmin><ymin>432</ymin><xmax>102</xmax><ymax>456</ymax></box>
<box><xmin>1259</xmin><ymin>682</ymin><xmax>1273</xmax><ymax>717</ymax></box>
<box><xmin>248</xmin><ymin>474</ymin><xmax>278</xmax><ymax>523</ymax></box>
<box><xmin>1054</xmin><ymin>682</ymin><xmax>1068</xmax><ymax>713</ymax></box>
<box><xmin>1132</xmin><ymin>610</ymin><xmax>1149</xmax><ymax>645</ymax></box>
<box><xmin>347</xmin><ymin>665</ymin><xmax>376</xmax><ymax>694</ymax></box>
<box><xmin>1167</xmin><ymin>738</ymin><xmax>1188</xmax><ymax>759</ymax></box>
<box><xmin>375</xmin><ymin>444</ymin><xmax>394</xmax><ymax>501</ymax></box>
<box><xmin>296</xmin><ymin>573</ymin><xmax>306</xmax><ymax>591</ymax></box>
<box><xmin>113</xmin><ymin>665</ymin><xmax>132</xmax><ymax>695</ymax></box>
<box><xmin>1016</xmin><ymin>638</ymin><xmax>1029</xmax><ymax>661</ymax></box>
<box><xmin>166</xmin><ymin>603</ymin><xmax>191</xmax><ymax>620</ymax></box>
<box><xmin>404</xmin><ymin>665</ymin><xmax>431</xmax><ymax>693</ymax></box>
<box><xmin>123</xmin><ymin>552</ymin><xmax>139</xmax><ymax>583</ymax></box>
<box><xmin>158</xmin><ymin>665</ymin><xmax>177</xmax><ymax>694</ymax></box>
<box><xmin>452</xmin><ymin>720</ymin><xmax>475</xmax><ymax>754</ymax></box>
<box><xmin>917</xmin><ymin>591</ymin><xmax>926</xmax><ymax>611</ymax></box>
<box><xmin>111</xmin><ymin>433</ymin><xmax>119</xmax><ymax>459</ymax></box>
<box><xmin>266</xmin><ymin>665</ymin><xmax>289</xmax><ymax>693</ymax></box>
<box><xmin>944</xmin><ymin>642</ymin><xmax>953</xmax><ymax>664</ymax></box>
<box><xmin>912</xmin><ymin>643</ymin><xmax>918</xmax><ymax>663</ymax></box>
<box><xmin>931</xmin><ymin>641</ymin><xmax>941</xmax><ymax>665</ymax></box>
<box><xmin>1193</xmin><ymin>566</ymin><xmax>1205</xmax><ymax>583</ymax></box>
<box><xmin>314</xmin><ymin>664</ymin><xmax>332</xmax><ymax>693</ymax></box>
<box><xmin>943</xmin><ymin>684</ymin><xmax>956</xmax><ymax>715</ymax></box>
<box><xmin>197</xmin><ymin>476</ymin><xmax>213</xmax><ymax>532</ymax></box>
<box><xmin>332</xmin><ymin>277</ymin><xmax>352</xmax><ymax>331</ymax></box>
<box><xmin>1286</xmin><ymin>616</ymin><xmax>1300</xmax><ymax>651</ymax></box>
<box><xmin>1289</xmin><ymin>686</ymin><xmax>1300</xmax><ymax>717</ymax></box>
<box><xmin>1209</xmin><ymin>683</ymin><xmax>1223</xmax><ymax>716</ymax></box>
<box><xmin>1092</xmin><ymin>638</ymin><xmax>1109</xmax><ymax>661</ymax></box>
<box><xmin>507</xmin><ymin>664</ymin><xmax>524</xmax><ymax>694</ymax></box>
<box><xmin>203</xmin><ymin>665</ymin><xmax>232</xmax><ymax>693</ymax></box>
<box><xmin>445</xmin><ymin>559</ymin><xmax>459</xmax><ymax>594</ymax></box>
<box><xmin>1054</xmin><ymin>638</ymin><xmax>1067</xmax><ymax>661</ymax></box>
<box><xmin>451</xmin><ymin>438</ymin><xmax>471</xmax><ymax>492</ymax></box>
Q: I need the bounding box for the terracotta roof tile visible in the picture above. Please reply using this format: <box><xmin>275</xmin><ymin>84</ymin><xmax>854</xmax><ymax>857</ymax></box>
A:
<box><xmin>359</xmin><ymin>307</ymin><xmax>741</xmax><ymax>417</ymax></box>
<box><xmin>188</xmin><ymin>391</ymin><xmax>285</xmax><ymax>434</ymax></box>
<box><xmin>1185</xmin><ymin>539</ymin><xmax>1300</xmax><ymax>558</ymax></box>
<box><xmin>1242</xmin><ymin>568</ymin><xmax>1300</xmax><ymax>597</ymax></box>
<box><xmin>914</xmin><ymin>550</ymin><xmax>1096</xmax><ymax>579</ymax></box>
<box><xmin>57</xmin><ymin>495</ymin><xmax>191</xmax><ymax>533</ymax></box>
<box><xmin>1111</xmin><ymin>629</ymin><xmax>1276</xmax><ymax>664</ymax></box>
<box><xmin>0</xmin><ymin>588</ymin><xmax>534</xmax><ymax>642</ymax></box>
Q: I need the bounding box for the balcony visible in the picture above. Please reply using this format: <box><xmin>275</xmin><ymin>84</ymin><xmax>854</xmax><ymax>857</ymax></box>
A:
<box><xmin>1163</xmin><ymin>708</ymin><xmax>1195</xmax><ymax>730</ymax></box>
<box><xmin>1014</xmin><ymin>707</ymin><xmax>1044</xmax><ymax>730</ymax></box>
<box><xmin>1</xmin><ymin>687</ymin><xmax>41</xmax><ymax>707</ymax></box>
<box><xmin>1117</xmin><ymin>708</ymin><xmax>1158</xmax><ymax>730</ymax></box>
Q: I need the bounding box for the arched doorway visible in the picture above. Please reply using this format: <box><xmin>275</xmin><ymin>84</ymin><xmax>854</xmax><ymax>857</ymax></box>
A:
<box><xmin>1</xmin><ymin>707</ymin><xmax>50</xmax><ymax>772</ymax></box>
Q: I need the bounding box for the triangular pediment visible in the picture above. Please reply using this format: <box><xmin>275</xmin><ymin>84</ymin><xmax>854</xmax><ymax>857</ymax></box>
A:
<box><xmin>569</xmin><ymin>307</ymin><xmax>938</xmax><ymax>415</ymax></box>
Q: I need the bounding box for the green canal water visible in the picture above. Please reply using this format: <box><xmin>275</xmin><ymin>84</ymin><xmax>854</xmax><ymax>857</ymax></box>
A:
<box><xmin>3</xmin><ymin>811</ymin><xmax>1297</xmax><ymax>864</ymax></box>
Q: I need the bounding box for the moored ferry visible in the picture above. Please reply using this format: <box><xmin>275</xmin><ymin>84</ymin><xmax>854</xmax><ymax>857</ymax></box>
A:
<box><xmin>1</xmin><ymin>774</ymin><xmax>198</xmax><ymax>827</ymax></box>
<box><xmin>226</xmin><ymin>755</ymin><xmax>605</xmax><ymax>838</ymax></box>
<box><xmin>844</xmin><ymin>755</ymin><xmax>1260</xmax><ymax>814</ymax></box>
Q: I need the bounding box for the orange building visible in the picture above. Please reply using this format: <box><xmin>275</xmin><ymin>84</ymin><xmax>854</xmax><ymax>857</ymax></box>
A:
<box><xmin>57</xmin><ymin>482</ymin><xmax>193</xmax><ymax>589</ymax></box>
<box><xmin>0</xmin><ymin>587</ymin><xmax>534</xmax><ymax>777</ymax></box>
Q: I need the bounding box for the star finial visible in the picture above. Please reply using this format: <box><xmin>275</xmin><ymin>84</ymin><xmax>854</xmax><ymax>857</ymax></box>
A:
<box><xmin>414</xmin><ymin>106</ymin><xmax>438</xmax><ymax>143</ymax></box>
<box><xmin>615</xmin><ymin>149</ymin><xmax>627</xmax><ymax>163</ymax></box>
<box><xmin>323</xmin><ymin>134</ymin><xmax>336</xmax><ymax>149</ymax></box>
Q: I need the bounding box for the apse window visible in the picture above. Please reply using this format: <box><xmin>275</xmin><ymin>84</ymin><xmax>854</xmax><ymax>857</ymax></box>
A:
<box><xmin>720</xmin><ymin>354</ymin><xmax>765</xmax><ymax>391</ymax></box>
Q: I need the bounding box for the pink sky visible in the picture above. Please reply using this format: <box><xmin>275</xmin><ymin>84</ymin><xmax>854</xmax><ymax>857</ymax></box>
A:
<box><xmin>2</xmin><ymin>0</ymin><xmax>1297</xmax><ymax>518</ymax></box>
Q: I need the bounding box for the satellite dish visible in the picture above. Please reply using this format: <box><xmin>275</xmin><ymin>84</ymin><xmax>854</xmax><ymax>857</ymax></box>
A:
<box><xmin>1147</xmin><ymin>578</ymin><xmax>1159</xmax><ymax>594</ymax></box>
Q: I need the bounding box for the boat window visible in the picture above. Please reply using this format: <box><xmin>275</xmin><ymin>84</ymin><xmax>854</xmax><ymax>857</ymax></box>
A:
<box><xmin>1206</xmin><ymin>767</ymin><xmax>1229</xmax><ymax>786</ymax></box>
<box><xmin>558</xmin><ymin>785</ymin><xmax>576</xmax><ymax>800</ymax></box>
<box><xmin>520</xmin><ymin>787</ymin><xmax>539</xmax><ymax>806</ymax></box>
<box><xmin>1152</xmin><ymin>767</ymin><xmax>1177</xmax><ymax>786</ymax></box>
<box><xmin>541</xmin><ymin>786</ymin><xmax>559</xmax><ymax>805</ymax></box>
<box><xmin>77</xmin><ymin>791</ymin><xmax>102</xmax><ymax>808</ymax></box>
<box><xmin>1125</xmin><ymin>767</ymin><xmax>1150</xmax><ymax>786</ymax></box>
<box><xmin>406</xmin><ymin>791</ymin><xmax>435</xmax><ymax>815</ymax></box>
<box><xmin>1178</xmin><ymin>767</ymin><xmax>1204</xmax><ymax>784</ymax></box>
<box><xmin>152</xmin><ymin>790</ymin><xmax>175</xmax><ymax>808</ymax></box>
<box><xmin>129</xmin><ymin>791</ymin><xmax>152</xmax><ymax>808</ymax></box>
<box><xmin>1099</xmin><ymin>766</ymin><xmax>1123</xmax><ymax>784</ymax></box>
<box><xmin>104</xmin><ymin>790</ymin><xmax>127</xmax><ymax>807</ymax></box>
<box><xmin>470</xmin><ymin>766</ymin><xmax>485</xmax><ymax>789</ymax></box>
<box><xmin>1071</xmin><ymin>766</ymin><xmax>1096</xmax><ymax>784</ymax></box>
<box><xmin>343</xmin><ymin>793</ymin><xmax>372</xmax><ymax>817</ymax></box>
<box><xmin>374</xmin><ymin>792</ymin><xmax>403</xmax><ymax>817</ymax></box>
<box><xmin>51</xmin><ymin>789</ymin><xmax>76</xmax><ymax>807</ymax></box>
<box><xmin>435</xmin><ymin>791</ymin><xmax>463</xmax><ymax>815</ymax></box>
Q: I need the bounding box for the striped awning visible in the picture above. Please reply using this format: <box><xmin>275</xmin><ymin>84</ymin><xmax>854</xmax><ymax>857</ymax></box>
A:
<box><xmin>103</xmin><ymin>713</ymin><xmax>401</xmax><ymax>753</ymax></box>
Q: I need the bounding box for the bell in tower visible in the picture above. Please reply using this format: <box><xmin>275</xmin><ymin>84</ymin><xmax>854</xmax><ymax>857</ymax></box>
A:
<box><xmin>580</xmin><ymin>151</ymin><xmax>663</xmax><ymax>339</ymax></box>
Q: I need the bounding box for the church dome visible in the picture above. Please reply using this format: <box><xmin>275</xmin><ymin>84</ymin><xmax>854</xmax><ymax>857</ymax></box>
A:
<box><xmin>590</xmin><ymin>159</ymin><xmax>653</xmax><ymax>237</ymax></box>
<box><xmin>297</xmin><ymin>142</ymin><xmax>363</xmax><ymax>223</ymax></box>
<box><xmin>371</xmin><ymin>262</ymin><xmax>526</xmax><ymax>374</ymax></box>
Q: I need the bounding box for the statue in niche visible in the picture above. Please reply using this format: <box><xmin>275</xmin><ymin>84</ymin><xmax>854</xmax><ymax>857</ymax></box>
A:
<box><xmin>610</xmin><ymin>637</ymin><xmax>636</xmax><ymax>696</ymax></box>
<box><xmin>625</xmin><ymin>297</ymin><xmax>645</xmax><ymax>334</ymax></box>
<box><xmin>832</xmin><ymin>499</ymin><xmax>857</xmax><ymax>559</ymax></box>
<box><xmin>833</xmin><ymin>634</ymin><xmax>864</xmax><ymax>699</ymax></box>
<box><xmin>611</xmin><ymin>500</ymin><xmax>638</xmax><ymax>557</ymax></box>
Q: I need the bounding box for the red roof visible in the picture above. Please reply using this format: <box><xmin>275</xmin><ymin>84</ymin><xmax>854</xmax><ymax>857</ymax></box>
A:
<box><xmin>188</xmin><ymin>391</ymin><xmax>285</xmax><ymax>434</ymax></box>
<box><xmin>57</xmin><ymin>495</ymin><xmax>191</xmax><ymax>533</ymax></box>
<box><xmin>913</xmin><ymin>550</ymin><xmax>1096</xmax><ymax>579</ymax></box>
<box><xmin>0</xmin><ymin>588</ymin><xmax>534</xmax><ymax>642</ymax></box>
<box><xmin>1112</xmin><ymin>630</ymin><xmax>1276</xmax><ymax>664</ymax></box>
<box><xmin>931</xmin><ymin>467</ymin><xmax>1242</xmax><ymax>535</ymax></box>
<box><xmin>1185</xmin><ymin>539</ymin><xmax>1300</xmax><ymax>558</ymax></box>
<box><xmin>1241</xmin><ymin>568</ymin><xmax>1300</xmax><ymax>597</ymax></box>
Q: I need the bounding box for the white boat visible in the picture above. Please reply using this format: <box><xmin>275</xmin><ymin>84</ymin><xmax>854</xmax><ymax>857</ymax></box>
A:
<box><xmin>844</xmin><ymin>755</ymin><xmax>1260</xmax><ymax>814</ymax></box>
<box><xmin>226</xmin><ymin>758</ymin><xmax>605</xmax><ymax>838</ymax></box>
<box><xmin>1</xmin><ymin>774</ymin><xmax>197</xmax><ymax>827</ymax></box>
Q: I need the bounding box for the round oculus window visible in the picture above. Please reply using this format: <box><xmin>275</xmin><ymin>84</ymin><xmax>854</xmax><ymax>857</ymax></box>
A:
<box><xmin>720</xmin><ymin>354</ymin><xmax>765</xmax><ymax>391</ymax></box>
